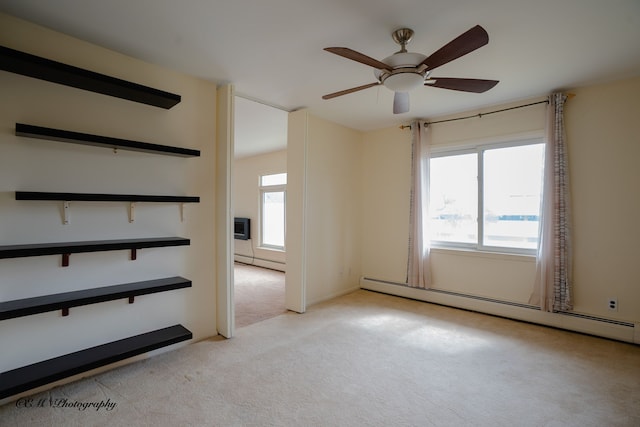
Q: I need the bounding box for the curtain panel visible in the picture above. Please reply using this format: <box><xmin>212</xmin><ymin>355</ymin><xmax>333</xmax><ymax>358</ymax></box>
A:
<box><xmin>530</xmin><ymin>92</ymin><xmax>573</xmax><ymax>312</ymax></box>
<box><xmin>406</xmin><ymin>121</ymin><xmax>431</xmax><ymax>288</ymax></box>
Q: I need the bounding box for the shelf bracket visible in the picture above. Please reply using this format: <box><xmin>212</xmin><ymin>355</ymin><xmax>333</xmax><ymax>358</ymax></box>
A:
<box><xmin>130</xmin><ymin>249</ymin><xmax>137</xmax><ymax>261</ymax></box>
<box><xmin>62</xmin><ymin>253</ymin><xmax>70</xmax><ymax>267</ymax></box>
<box><xmin>63</xmin><ymin>201</ymin><xmax>70</xmax><ymax>225</ymax></box>
<box><xmin>61</xmin><ymin>307</ymin><xmax>69</xmax><ymax>316</ymax></box>
<box><xmin>180</xmin><ymin>203</ymin><xmax>185</xmax><ymax>222</ymax></box>
<box><xmin>129</xmin><ymin>202</ymin><xmax>136</xmax><ymax>223</ymax></box>
<box><xmin>128</xmin><ymin>296</ymin><xmax>135</xmax><ymax>304</ymax></box>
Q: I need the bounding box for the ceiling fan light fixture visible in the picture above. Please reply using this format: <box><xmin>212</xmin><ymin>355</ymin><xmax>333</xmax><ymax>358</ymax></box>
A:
<box><xmin>382</xmin><ymin>72</ymin><xmax>425</xmax><ymax>92</ymax></box>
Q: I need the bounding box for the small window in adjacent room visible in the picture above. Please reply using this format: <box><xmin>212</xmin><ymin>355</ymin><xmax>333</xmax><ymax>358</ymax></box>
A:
<box><xmin>429</xmin><ymin>139</ymin><xmax>544</xmax><ymax>254</ymax></box>
<box><xmin>260</xmin><ymin>173</ymin><xmax>287</xmax><ymax>250</ymax></box>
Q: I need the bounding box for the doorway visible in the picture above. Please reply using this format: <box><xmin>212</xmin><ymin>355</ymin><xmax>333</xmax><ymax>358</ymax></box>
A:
<box><xmin>233</xmin><ymin>96</ymin><xmax>288</xmax><ymax>327</ymax></box>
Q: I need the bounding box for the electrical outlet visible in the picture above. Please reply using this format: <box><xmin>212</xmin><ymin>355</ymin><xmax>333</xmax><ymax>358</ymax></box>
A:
<box><xmin>608</xmin><ymin>298</ymin><xmax>618</xmax><ymax>312</ymax></box>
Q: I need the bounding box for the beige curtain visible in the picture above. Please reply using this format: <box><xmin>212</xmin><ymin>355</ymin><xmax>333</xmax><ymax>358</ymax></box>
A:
<box><xmin>406</xmin><ymin>121</ymin><xmax>431</xmax><ymax>288</ymax></box>
<box><xmin>530</xmin><ymin>93</ymin><xmax>573</xmax><ymax>312</ymax></box>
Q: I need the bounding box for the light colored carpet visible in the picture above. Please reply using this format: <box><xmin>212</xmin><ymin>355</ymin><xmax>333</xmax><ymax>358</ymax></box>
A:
<box><xmin>234</xmin><ymin>263</ymin><xmax>286</xmax><ymax>328</ymax></box>
<box><xmin>1</xmin><ymin>289</ymin><xmax>639</xmax><ymax>426</ymax></box>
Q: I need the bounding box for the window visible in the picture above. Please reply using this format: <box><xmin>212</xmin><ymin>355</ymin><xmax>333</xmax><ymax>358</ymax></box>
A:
<box><xmin>429</xmin><ymin>139</ymin><xmax>544</xmax><ymax>253</ymax></box>
<box><xmin>260</xmin><ymin>173</ymin><xmax>286</xmax><ymax>250</ymax></box>
<box><xmin>430</xmin><ymin>152</ymin><xmax>478</xmax><ymax>244</ymax></box>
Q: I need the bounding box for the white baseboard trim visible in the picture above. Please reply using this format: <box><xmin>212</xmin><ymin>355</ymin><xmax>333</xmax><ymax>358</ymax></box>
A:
<box><xmin>360</xmin><ymin>277</ymin><xmax>637</xmax><ymax>344</ymax></box>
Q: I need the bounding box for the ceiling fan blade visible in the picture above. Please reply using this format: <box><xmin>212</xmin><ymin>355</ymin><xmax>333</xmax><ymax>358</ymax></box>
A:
<box><xmin>393</xmin><ymin>92</ymin><xmax>410</xmax><ymax>114</ymax></box>
<box><xmin>425</xmin><ymin>78</ymin><xmax>499</xmax><ymax>93</ymax></box>
<box><xmin>322</xmin><ymin>82</ymin><xmax>381</xmax><ymax>100</ymax></box>
<box><xmin>324</xmin><ymin>47</ymin><xmax>392</xmax><ymax>72</ymax></box>
<box><xmin>420</xmin><ymin>25</ymin><xmax>489</xmax><ymax>72</ymax></box>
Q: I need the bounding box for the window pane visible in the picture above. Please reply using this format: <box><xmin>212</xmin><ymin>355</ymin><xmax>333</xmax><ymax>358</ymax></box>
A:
<box><xmin>262</xmin><ymin>191</ymin><xmax>285</xmax><ymax>248</ymax></box>
<box><xmin>261</xmin><ymin>173</ymin><xmax>287</xmax><ymax>187</ymax></box>
<box><xmin>429</xmin><ymin>153</ymin><xmax>478</xmax><ymax>244</ymax></box>
<box><xmin>483</xmin><ymin>144</ymin><xmax>544</xmax><ymax>249</ymax></box>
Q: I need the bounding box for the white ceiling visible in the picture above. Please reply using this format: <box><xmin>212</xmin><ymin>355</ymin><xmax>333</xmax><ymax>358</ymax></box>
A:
<box><xmin>234</xmin><ymin>96</ymin><xmax>288</xmax><ymax>159</ymax></box>
<box><xmin>1</xmin><ymin>0</ymin><xmax>640</xmax><ymax>156</ymax></box>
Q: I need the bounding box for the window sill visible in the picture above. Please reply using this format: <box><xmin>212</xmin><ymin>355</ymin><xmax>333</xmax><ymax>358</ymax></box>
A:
<box><xmin>257</xmin><ymin>246</ymin><xmax>285</xmax><ymax>253</ymax></box>
<box><xmin>430</xmin><ymin>246</ymin><xmax>536</xmax><ymax>263</ymax></box>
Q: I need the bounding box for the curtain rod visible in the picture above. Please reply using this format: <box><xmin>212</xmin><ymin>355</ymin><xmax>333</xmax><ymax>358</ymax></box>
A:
<box><xmin>423</xmin><ymin>99</ymin><xmax>548</xmax><ymax>126</ymax></box>
<box><xmin>399</xmin><ymin>93</ymin><xmax>575</xmax><ymax>129</ymax></box>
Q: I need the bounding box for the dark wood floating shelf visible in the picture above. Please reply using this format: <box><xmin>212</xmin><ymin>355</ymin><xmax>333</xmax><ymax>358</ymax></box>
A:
<box><xmin>16</xmin><ymin>191</ymin><xmax>200</xmax><ymax>204</ymax></box>
<box><xmin>0</xmin><ymin>45</ymin><xmax>181</xmax><ymax>109</ymax></box>
<box><xmin>0</xmin><ymin>237</ymin><xmax>190</xmax><ymax>266</ymax></box>
<box><xmin>0</xmin><ymin>324</ymin><xmax>192</xmax><ymax>399</ymax></box>
<box><xmin>16</xmin><ymin>123</ymin><xmax>200</xmax><ymax>157</ymax></box>
<box><xmin>0</xmin><ymin>276</ymin><xmax>191</xmax><ymax>321</ymax></box>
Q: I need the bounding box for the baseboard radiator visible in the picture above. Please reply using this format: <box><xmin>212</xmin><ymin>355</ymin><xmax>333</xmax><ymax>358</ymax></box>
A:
<box><xmin>234</xmin><ymin>254</ymin><xmax>285</xmax><ymax>272</ymax></box>
<box><xmin>360</xmin><ymin>277</ymin><xmax>639</xmax><ymax>344</ymax></box>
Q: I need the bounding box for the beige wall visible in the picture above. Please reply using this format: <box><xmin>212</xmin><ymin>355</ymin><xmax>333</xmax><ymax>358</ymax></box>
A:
<box><xmin>362</xmin><ymin>77</ymin><xmax>640</xmax><ymax>324</ymax></box>
<box><xmin>306</xmin><ymin>115</ymin><xmax>363</xmax><ymax>305</ymax></box>
<box><xmin>234</xmin><ymin>149</ymin><xmax>287</xmax><ymax>269</ymax></box>
<box><xmin>567</xmin><ymin>76</ymin><xmax>640</xmax><ymax>321</ymax></box>
<box><xmin>0</xmin><ymin>13</ymin><xmax>218</xmax><ymax>374</ymax></box>
<box><xmin>361</xmin><ymin>125</ymin><xmax>412</xmax><ymax>282</ymax></box>
<box><xmin>287</xmin><ymin>111</ymin><xmax>363</xmax><ymax>309</ymax></box>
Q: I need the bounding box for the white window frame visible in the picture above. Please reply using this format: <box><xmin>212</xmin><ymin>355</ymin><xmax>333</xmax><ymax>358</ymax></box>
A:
<box><xmin>429</xmin><ymin>137</ymin><xmax>544</xmax><ymax>256</ymax></box>
<box><xmin>259</xmin><ymin>173</ymin><xmax>287</xmax><ymax>251</ymax></box>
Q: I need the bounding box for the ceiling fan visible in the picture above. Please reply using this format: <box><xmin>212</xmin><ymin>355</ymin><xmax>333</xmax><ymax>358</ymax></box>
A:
<box><xmin>322</xmin><ymin>25</ymin><xmax>499</xmax><ymax>114</ymax></box>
